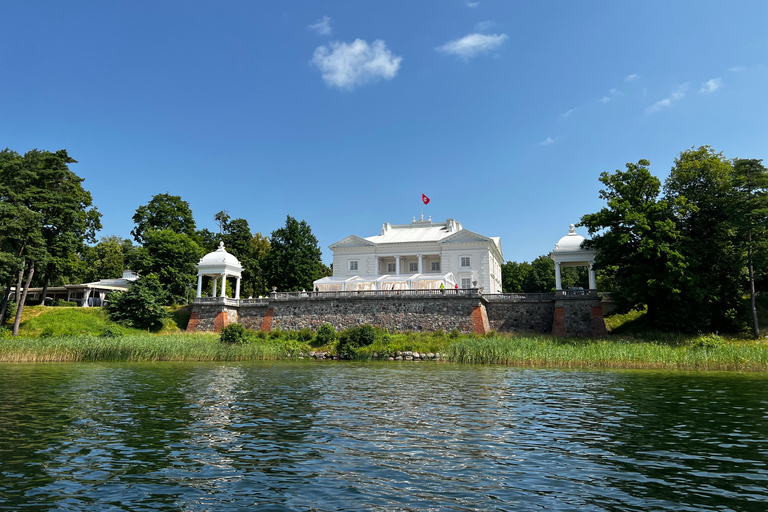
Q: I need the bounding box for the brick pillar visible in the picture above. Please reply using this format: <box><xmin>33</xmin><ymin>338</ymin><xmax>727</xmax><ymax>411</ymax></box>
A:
<box><xmin>261</xmin><ymin>308</ymin><xmax>274</xmax><ymax>332</ymax></box>
<box><xmin>472</xmin><ymin>305</ymin><xmax>489</xmax><ymax>335</ymax></box>
<box><xmin>186</xmin><ymin>311</ymin><xmax>200</xmax><ymax>333</ymax></box>
<box><xmin>552</xmin><ymin>306</ymin><xmax>566</xmax><ymax>337</ymax></box>
<box><xmin>590</xmin><ymin>306</ymin><xmax>608</xmax><ymax>337</ymax></box>
<box><xmin>213</xmin><ymin>311</ymin><xmax>229</xmax><ymax>333</ymax></box>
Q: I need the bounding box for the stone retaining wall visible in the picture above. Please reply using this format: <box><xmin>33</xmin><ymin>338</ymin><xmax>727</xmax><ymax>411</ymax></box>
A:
<box><xmin>270</xmin><ymin>296</ymin><xmax>481</xmax><ymax>333</ymax></box>
<box><xmin>485</xmin><ymin>300</ymin><xmax>555</xmax><ymax>334</ymax></box>
<box><xmin>187</xmin><ymin>294</ymin><xmax>607</xmax><ymax>337</ymax></box>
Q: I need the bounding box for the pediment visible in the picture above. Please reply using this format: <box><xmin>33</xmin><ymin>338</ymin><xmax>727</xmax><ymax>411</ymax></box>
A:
<box><xmin>329</xmin><ymin>235</ymin><xmax>375</xmax><ymax>250</ymax></box>
<box><xmin>439</xmin><ymin>229</ymin><xmax>491</xmax><ymax>245</ymax></box>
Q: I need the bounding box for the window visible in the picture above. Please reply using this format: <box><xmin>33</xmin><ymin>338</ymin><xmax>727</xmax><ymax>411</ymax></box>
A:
<box><xmin>409</xmin><ymin>262</ymin><xmax>418</xmax><ymax>272</ymax></box>
<box><xmin>349</xmin><ymin>260</ymin><xmax>358</xmax><ymax>271</ymax></box>
<box><xmin>461</xmin><ymin>278</ymin><xmax>472</xmax><ymax>289</ymax></box>
<box><xmin>388</xmin><ymin>263</ymin><xmax>396</xmax><ymax>273</ymax></box>
<box><xmin>431</xmin><ymin>261</ymin><xmax>440</xmax><ymax>271</ymax></box>
<box><xmin>460</xmin><ymin>256</ymin><xmax>471</xmax><ymax>268</ymax></box>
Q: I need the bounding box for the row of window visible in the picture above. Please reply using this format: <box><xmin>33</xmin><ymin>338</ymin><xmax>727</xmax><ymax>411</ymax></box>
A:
<box><xmin>348</xmin><ymin>257</ymin><xmax>472</xmax><ymax>272</ymax></box>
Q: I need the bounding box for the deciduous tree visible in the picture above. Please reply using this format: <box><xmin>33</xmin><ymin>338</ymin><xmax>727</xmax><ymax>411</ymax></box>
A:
<box><xmin>264</xmin><ymin>216</ymin><xmax>325</xmax><ymax>292</ymax></box>
<box><xmin>131</xmin><ymin>193</ymin><xmax>196</xmax><ymax>244</ymax></box>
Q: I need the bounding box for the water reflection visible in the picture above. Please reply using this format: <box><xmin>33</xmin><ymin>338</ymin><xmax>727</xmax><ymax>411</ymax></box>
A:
<box><xmin>1</xmin><ymin>362</ymin><xmax>767</xmax><ymax>511</ymax></box>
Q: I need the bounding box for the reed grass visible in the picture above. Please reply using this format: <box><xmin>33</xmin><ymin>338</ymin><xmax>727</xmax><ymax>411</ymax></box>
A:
<box><xmin>444</xmin><ymin>335</ymin><xmax>768</xmax><ymax>371</ymax></box>
<box><xmin>0</xmin><ymin>334</ymin><xmax>291</xmax><ymax>363</ymax></box>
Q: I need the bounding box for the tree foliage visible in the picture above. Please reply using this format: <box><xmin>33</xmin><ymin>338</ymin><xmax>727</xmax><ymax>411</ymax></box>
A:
<box><xmin>131</xmin><ymin>193</ymin><xmax>196</xmax><ymax>244</ymax></box>
<box><xmin>264</xmin><ymin>215</ymin><xmax>325</xmax><ymax>292</ymax></box>
<box><xmin>106</xmin><ymin>275</ymin><xmax>168</xmax><ymax>330</ymax></box>
<box><xmin>580</xmin><ymin>159</ymin><xmax>685</xmax><ymax>326</ymax></box>
<box><xmin>131</xmin><ymin>229</ymin><xmax>202</xmax><ymax>304</ymax></box>
<box><xmin>581</xmin><ymin>147</ymin><xmax>768</xmax><ymax>333</ymax></box>
<box><xmin>0</xmin><ymin>148</ymin><xmax>99</xmax><ymax>333</ymax></box>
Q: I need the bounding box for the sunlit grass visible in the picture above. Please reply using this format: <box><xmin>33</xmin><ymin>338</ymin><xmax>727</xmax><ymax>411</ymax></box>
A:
<box><xmin>0</xmin><ymin>334</ymin><xmax>290</xmax><ymax>363</ymax></box>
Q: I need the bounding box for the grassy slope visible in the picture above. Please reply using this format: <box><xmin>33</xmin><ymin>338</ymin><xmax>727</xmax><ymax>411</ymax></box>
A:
<box><xmin>3</xmin><ymin>305</ymin><xmax>187</xmax><ymax>337</ymax></box>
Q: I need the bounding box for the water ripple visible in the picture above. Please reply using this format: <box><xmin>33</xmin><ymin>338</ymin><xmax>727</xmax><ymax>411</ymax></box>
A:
<box><xmin>1</xmin><ymin>363</ymin><xmax>768</xmax><ymax>511</ymax></box>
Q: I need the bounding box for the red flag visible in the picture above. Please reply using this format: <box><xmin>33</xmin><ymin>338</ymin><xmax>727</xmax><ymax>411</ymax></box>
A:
<box><xmin>422</xmin><ymin>193</ymin><xmax>430</xmax><ymax>205</ymax></box>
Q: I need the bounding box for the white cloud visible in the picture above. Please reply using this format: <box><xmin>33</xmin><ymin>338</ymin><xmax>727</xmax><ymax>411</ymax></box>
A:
<box><xmin>466</xmin><ymin>2</ymin><xmax>480</xmax><ymax>7</ymax></box>
<box><xmin>699</xmin><ymin>78</ymin><xmax>722</xmax><ymax>93</ymax></box>
<box><xmin>436</xmin><ymin>33</ymin><xmax>508</xmax><ymax>59</ymax></box>
<box><xmin>311</xmin><ymin>39</ymin><xmax>402</xmax><ymax>90</ymax></box>
<box><xmin>600</xmin><ymin>88</ymin><xmax>623</xmax><ymax>104</ymax></box>
<box><xmin>540</xmin><ymin>136</ymin><xmax>555</xmax><ymax>146</ymax></box>
<box><xmin>728</xmin><ymin>66</ymin><xmax>746</xmax><ymax>72</ymax></box>
<box><xmin>308</xmin><ymin>15</ymin><xmax>332</xmax><ymax>36</ymax></box>
<box><xmin>474</xmin><ymin>20</ymin><xmax>496</xmax><ymax>32</ymax></box>
<box><xmin>559</xmin><ymin>108</ymin><xmax>575</xmax><ymax>120</ymax></box>
<box><xmin>625</xmin><ymin>73</ymin><xmax>638</xmax><ymax>82</ymax></box>
<box><xmin>645</xmin><ymin>83</ymin><xmax>689</xmax><ymax>113</ymax></box>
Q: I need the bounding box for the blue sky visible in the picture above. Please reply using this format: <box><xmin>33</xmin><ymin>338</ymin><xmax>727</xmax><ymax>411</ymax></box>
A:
<box><xmin>2</xmin><ymin>1</ymin><xmax>766</xmax><ymax>264</ymax></box>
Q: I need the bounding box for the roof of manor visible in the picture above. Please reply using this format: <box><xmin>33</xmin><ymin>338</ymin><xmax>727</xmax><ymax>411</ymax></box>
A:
<box><xmin>329</xmin><ymin>217</ymin><xmax>502</xmax><ymax>257</ymax></box>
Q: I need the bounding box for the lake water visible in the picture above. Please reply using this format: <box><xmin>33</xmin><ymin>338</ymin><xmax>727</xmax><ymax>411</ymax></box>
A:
<box><xmin>1</xmin><ymin>362</ymin><xmax>767</xmax><ymax>511</ymax></box>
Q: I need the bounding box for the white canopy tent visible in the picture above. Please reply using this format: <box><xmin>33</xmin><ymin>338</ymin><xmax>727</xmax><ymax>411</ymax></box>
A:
<box><xmin>313</xmin><ymin>273</ymin><xmax>458</xmax><ymax>292</ymax></box>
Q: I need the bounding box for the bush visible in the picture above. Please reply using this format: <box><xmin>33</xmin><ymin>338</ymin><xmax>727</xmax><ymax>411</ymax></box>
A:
<box><xmin>105</xmin><ymin>275</ymin><xmax>168</xmax><ymax>331</ymax></box>
<box><xmin>297</xmin><ymin>328</ymin><xmax>314</xmax><ymax>342</ymax></box>
<box><xmin>220</xmin><ymin>323</ymin><xmax>248</xmax><ymax>344</ymax></box>
<box><xmin>449</xmin><ymin>328</ymin><xmax>461</xmax><ymax>339</ymax></box>
<box><xmin>52</xmin><ymin>299</ymin><xmax>78</xmax><ymax>307</ymax></box>
<box><xmin>337</xmin><ymin>324</ymin><xmax>377</xmax><ymax>357</ymax></box>
<box><xmin>689</xmin><ymin>333</ymin><xmax>725</xmax><ymax>349</ymax></box>
<box><xmin>315</xmin><ymin>323</ymin><xmax>337</xmax><ymax>346</ymax></box>
<box><xmin>100</xmin><ymin>325</ymin><xmax>124</xmax><ymax>338</ymax></box>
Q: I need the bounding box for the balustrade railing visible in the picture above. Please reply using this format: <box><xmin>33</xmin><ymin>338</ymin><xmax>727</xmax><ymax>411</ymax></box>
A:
<box><xmin>192</xmin><ymin>288</ymin><xmax>600</xmax><ymax>306</ymax></box>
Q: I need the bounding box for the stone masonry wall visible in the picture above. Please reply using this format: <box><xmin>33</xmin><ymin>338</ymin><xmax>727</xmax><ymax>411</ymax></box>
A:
<box><xmin>187</xmin><ymin>295</ymin><xmax>603</xmax><ymax>337</ymax></box>
<box><xmin>237</xmin><ymin>304</ymin><xmax>269</xmax><ymax>331</ymax></box>
<box><xmin>485</xmin><ymin>300</ymin><xmax>555</xmax><ymax>334</ymax></box>
<box><xmin>188</xmin><ymin>304</ymin><xmax>238</xmax><ymax>333</ymax></box>
<box><xmin>270</xmin><ymin>296</ymin><xmax>480</xmax><ymax>333</ymax></box>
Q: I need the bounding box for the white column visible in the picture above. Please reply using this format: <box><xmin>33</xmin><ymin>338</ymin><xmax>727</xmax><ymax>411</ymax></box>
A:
<box><xmin>212</xmin><ymin>278</ymin><xmax>218</xmax><ymax>297</ymax></box>
<box><xmin>588</xmin><ymin>262</ymin><xmax>597</xmax><ymax>290</ymax></box>
<box><xmin>417</xmin><ymin>254</ymin><xmax>423</xmax><ymax>274</ymax></box>
<box><xmin>220</xmin><ymin>273</ymin><xmax>227</xmax><ymax>297</ymax></box>
<box><xmin>555</xmin><ymin>261</ymin><xmax>562</xmax><ymax>290</ymax></box>
<box><xmin>375</xmin><ymin>257</ymin><xmax>379</xmax><ymax>276</ymax></box>
<box><xmin>235</xmin><ymin>277</ymin><xmax>241</xmax><ymax>299</ymax></box>
<box><xmin>395</xmin><ymin>255</ymin><xmax>400</xmax><ymax>275</ymax></box>
<box><xmin>82</xmin><ymin>288</ymin><xmax>91</xmax><ymax>307</ymax></box>
<box><xmin>196</xmin><ymin>274</ymin><xmax>203</xmax><ymax>298</ymax></box>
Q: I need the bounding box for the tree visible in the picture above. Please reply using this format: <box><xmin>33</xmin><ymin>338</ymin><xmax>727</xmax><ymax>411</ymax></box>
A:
<box><xmin>0</xmin><ymin>149</ymin><xmax>97</xmax><ymax>334</ymax></box>
<box><xmin>580</xmin><ymin>159</ymin><xmax>686</xmax><ymax>327</ymax></box>
<box><xmin>502</xmin><ymin>261</ymin><xmax>531</xmax><ymax>293</ymax></box>
<box><xmin>731</xmin><ymin>158</ymin><xmax>768</xmax><ymax>337</ymax></box>
<box><xmin>106</xmin><ymin>275</ymin><xmax>168</xmax><ymax>330</ymax></box>
<box><xmin>264</xmin><ymin>215</ymin><xmax>325</xmax><ymax>292</ymax></box>
<box><xmin>131</xmin><ymin>193</ymin><xmax>196</xmax><ymax>244</ymax></box>
<box><xmin>131</xmin><ymin>229</ymin><xmax>202</xmax><ymax>304</ymax></box>
<box><xmin>664</xmin><ymin>146</ymin><xmax>742</xmax><ymax>332</ymax></box>
<box><xmin>82</xmin><ymin>236</ymin><xmax>128</xmax><ymax>283</ymax></box>
<box><xmin>523</xmin><ymin>255</ymin><xmax>556</xmax><ymax>293</ymax></box>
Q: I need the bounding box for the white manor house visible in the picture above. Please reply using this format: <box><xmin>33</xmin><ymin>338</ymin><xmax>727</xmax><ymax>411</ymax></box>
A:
<box><xmin>313</xmin><ymin>216</ymin><xmax>504</xmax><ymax>293</ymax></box>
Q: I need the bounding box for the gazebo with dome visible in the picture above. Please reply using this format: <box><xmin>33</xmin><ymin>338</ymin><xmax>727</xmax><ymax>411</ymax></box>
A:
<box><xmin>549</xmin><ymin>224</ymin><xmax>597</xmax><ymax>291</ymax></box>
<box><xmin>195</xmin><ymin>242</ymin><xmax>244</xmax><ymax>300</ymax></box>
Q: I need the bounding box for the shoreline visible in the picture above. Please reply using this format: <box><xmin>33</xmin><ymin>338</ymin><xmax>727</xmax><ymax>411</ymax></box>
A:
<box><xmin>1</xmin><ymin>333</ymin><xmax>767</xmax><ymax>371</ymax></box>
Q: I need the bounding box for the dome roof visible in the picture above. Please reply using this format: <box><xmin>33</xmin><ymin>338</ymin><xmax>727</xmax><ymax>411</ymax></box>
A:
<box><xmin>198</xmin><ymin>242</ymin><xmax>242</xmax><ymax>268</ymax></box>
<box><xmin>554</xmin><ymin>224</ymin><xmax>586</xmax><ymax>251</ymax></box>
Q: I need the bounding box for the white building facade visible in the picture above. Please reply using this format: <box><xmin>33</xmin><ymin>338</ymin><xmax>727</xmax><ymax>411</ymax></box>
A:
<box><xmin>316</xmin><ymin>217</ymin><xmax>503</xmax><ymax>293</ymax></box>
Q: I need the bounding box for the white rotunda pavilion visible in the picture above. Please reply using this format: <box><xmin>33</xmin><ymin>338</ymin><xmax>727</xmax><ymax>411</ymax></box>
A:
<box><xmin>550</xmin><ymin>224</ymin><xmax>597</xmax><ymax>291</ymax></box>
<box><xmin>195</xmin><ymin>242</ymin><xmax>243</xmax><ymax>299</ymax></box>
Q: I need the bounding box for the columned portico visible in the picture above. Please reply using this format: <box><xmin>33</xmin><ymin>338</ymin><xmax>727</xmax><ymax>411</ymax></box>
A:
<box><xmin>195</xmin><ymin>242</ymin><xmax>244</xmax><ymax>300</ymax></box>
<box><xmin>550</xmin><ymin>224</ymin><xmax>597</xmax><ymax>291</ymax></box>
